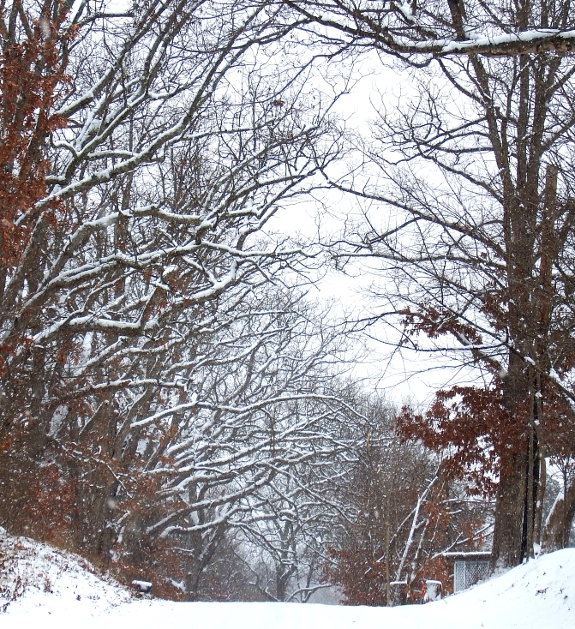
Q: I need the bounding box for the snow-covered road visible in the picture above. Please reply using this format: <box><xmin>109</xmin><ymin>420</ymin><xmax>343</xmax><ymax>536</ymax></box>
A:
<box><xmin>2</xmin><ymin>527</ymin><xmax>573</xmax><ymax>629</ymax></box>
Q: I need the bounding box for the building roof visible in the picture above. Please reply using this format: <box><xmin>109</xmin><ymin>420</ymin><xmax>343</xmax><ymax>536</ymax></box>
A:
<box><xmin>441</xmin><ymin>551</ymin><xmax>491</xmax><ymax>561</ymax></box>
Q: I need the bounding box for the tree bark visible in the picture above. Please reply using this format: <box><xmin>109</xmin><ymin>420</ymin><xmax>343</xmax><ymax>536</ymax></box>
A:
<box><xmin>490</xmin><ymin>449</ymin><xmax>527</xmax><ymax>570</ymax></box>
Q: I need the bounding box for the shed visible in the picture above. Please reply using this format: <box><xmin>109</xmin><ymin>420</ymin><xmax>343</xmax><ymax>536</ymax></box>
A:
<box><xmin>442</xmin><ymin>551</ymin><xmax>491</xmax><ymax>593</ymax></box>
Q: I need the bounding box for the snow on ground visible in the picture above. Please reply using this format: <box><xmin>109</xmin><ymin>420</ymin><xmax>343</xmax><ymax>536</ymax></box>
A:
<box><xmin>1</xmin><ymin>527</ymin><xmax>573</xmax><ymax>629</ymax></box>
<box><xmin>0</xmin><ymin>526</ymin><xmax>130</xmax><ymax>621</ymax></box>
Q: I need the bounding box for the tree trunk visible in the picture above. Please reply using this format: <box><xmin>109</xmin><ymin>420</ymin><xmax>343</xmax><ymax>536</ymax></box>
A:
<box><xmin>490</xmin><ymin>449</ymin><xmax>527</xmax><ymax>570</ymax></box>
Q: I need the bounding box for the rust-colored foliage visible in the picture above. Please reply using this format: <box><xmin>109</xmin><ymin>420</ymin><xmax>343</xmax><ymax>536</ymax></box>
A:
<box><xmin>0</xmin><ymin>5</ymin><xmax>70</xmax><ymax>268</ymax></box>
<box><xmin>323</xmin><ymin>546</ymin><xmax>390</xmax><ymax>606</ymax></box>
<box><xmin>19</xmin><ymin>461</ymin><xmax>78</xmax><ymax>548</ymax></box>
<box><xmin>323</xmin><ymin>479</ymin><xmax>474</xmax><ymax>605</ymax></box>
<box><xmin>398</xmin><ymin>376</ymin><xmax>575</xmax><ymax>495</ymax></box>
<box><xmin>112</xmin><ymin>536</ymin><xmax>188</xmax><ymax>601</ymax></box>
<box><xmin>399</xmin><ymin>303</ymin><xmax>483</xmax><ymax>346</ymax></box>
<box><xmin>398</xmin><ymin>382</ymin><xmax>516</xmax><ymax>495</ymax></box>
<box><xmin>416</xmin><ymin>555</ymin><xmax>452</xmax><ymax>600</ymax></box>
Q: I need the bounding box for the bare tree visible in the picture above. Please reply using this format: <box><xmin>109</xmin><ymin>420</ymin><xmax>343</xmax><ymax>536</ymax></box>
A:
<box><xmin>0</xmin><ymin>0</ymin><xmax>347</xmax><ymax>570</ymax></box>
<box><xmin>111</xmin><ymin>289</ymin><xmax>365</xmax><ymax>599</ymax></box>
<box><xmin>286</xmin><ymin>0</ymin><xmax>575</xmax><ymax>57</ymax></box>
<box><xmin>237</xmin><ymin>393</ymin><xmax>353</xmax><ymax>603</ymax></box>
<box><xmin>322</xmin><ymin>391</ymin><xmax>490</xmax><ymax>605</ymax></box>
<box><xmin>316</xmin><ymin>0</ymin><xmax>575</xmax><ymax>569</ymax></box>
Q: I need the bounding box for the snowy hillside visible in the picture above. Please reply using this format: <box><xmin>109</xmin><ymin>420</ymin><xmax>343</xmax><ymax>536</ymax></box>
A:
<box><xmin>0</xmin><ymin>526</ymin><xmax>131</xmax><ymax>619</ymax></box>
<box><xmin>1</xmin><ymin>527</ymin><xmax>573</xmax><ymax>629</ymax></box>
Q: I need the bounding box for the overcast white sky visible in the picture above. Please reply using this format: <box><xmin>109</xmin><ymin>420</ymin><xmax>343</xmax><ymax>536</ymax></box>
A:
<box><xmin>264</xmin><ymin>54</ymin><xmax>484</xmax><ymax>407</ymax></box>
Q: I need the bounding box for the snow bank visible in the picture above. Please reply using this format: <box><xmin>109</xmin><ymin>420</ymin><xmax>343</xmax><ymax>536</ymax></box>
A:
<box><xmin>0</xmin><ymin>526</ymin><xmax>131</xmax><ymax>624</ymax></box>
<box><xmin>413</xmin><ymin>549</ymin><xmax>575</xmax><ymax>629</ymax></box>
<box><xmin>1</xmin><ymin>527</ymin><xmax>573</xmax><ymax>629</ymax></box>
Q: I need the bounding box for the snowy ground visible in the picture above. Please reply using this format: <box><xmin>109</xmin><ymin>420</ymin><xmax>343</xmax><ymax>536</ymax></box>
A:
<box><xmin>1</xmin><ymin>528</ymin><xmax>573</xmax><ymax>629</ymax></box>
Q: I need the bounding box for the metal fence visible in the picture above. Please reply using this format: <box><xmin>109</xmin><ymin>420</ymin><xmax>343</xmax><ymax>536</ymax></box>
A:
<box><xmin>454</xmin><ymin>559</ymin><xmax>489</xmax><ymax>592</ymax></box>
